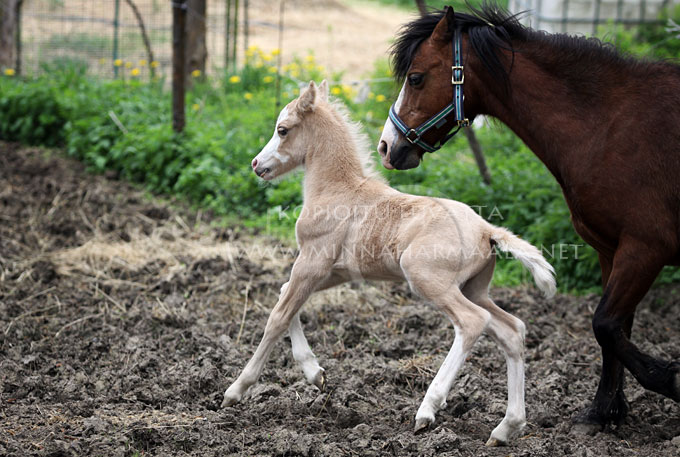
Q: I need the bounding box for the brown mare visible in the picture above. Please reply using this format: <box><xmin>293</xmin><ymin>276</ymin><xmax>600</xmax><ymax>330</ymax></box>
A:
<box><xmin>378</xmin><ymin>3</ymin><xmax>680</xmax><ymax>432</ymax></box>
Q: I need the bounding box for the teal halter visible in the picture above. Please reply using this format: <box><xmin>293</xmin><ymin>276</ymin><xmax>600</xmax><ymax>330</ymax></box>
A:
<box><xmin>388</xmin><ymin>27</ymin><xmax>469</xmax><ymax>153</ymax></box>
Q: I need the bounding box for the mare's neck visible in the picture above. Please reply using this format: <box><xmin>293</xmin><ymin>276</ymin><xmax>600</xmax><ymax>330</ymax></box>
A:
<box><xmin>302</xmin><ymin>114</ymin><xmax>367</xmax><ymax>203</ymax></box>
<box><xmin>467</xmin><ymin>41</ymin><xmax>611</xmax><ymax>184</ymax></box>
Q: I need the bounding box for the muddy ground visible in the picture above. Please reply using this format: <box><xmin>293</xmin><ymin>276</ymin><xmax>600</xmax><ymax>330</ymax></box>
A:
<box><xmin>1</xmin><ymin>142</ymin><xmax>679</xmax><ymax>456</ymax></box>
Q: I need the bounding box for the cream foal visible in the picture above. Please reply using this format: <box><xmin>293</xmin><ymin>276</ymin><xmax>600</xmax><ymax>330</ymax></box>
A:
<box><xmin>223</xmin><ymin>80</ymin><xmax>556</xmax><ymax>446</ymax></box>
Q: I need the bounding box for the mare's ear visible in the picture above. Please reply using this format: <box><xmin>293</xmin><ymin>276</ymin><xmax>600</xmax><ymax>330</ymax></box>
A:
<box><xmin>431</xmin><ymin>6</ymin><xmax>455</xmax><ymax>43</ymax></box>
<box><xmin>318</xmin><ymin>80</ymin><xmax>329</xmax><ymax>102</ymax></box>
<box><xmin>297</xmin><ymin>81</ymin><xmax>318</xmax><ymax>113</ymax></box>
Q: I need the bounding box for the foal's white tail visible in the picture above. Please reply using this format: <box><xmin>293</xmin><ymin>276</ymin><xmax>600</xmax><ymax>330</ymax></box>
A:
<box><xmin>489</xmin><ymin>226</ymin><xmax>556</xmax><ymax>297</ymax></box>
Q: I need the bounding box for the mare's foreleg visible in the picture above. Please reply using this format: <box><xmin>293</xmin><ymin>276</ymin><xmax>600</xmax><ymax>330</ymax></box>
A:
<box><xmin>576</xmin><ymin>241</ymin><xmax>677</xmax><ymax>429</ymax></box>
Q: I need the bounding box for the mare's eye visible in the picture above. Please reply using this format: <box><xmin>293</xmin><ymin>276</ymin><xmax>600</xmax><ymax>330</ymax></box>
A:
<box><xmin>277</xmin><ymin>126</ymin><xmax>288</xmax><ymax>137</ymax></box>
<box><xmin>408</xmin><ymin>73</ymin><xmax>424</xmax><ymax>87</ymax></box>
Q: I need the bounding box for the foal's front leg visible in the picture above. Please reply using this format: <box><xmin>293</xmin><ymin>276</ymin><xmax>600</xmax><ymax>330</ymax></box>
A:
<box><xmin>222</xmin><ymin>261</ymin><xmax>329</xmax><ymax>407</ymax></box>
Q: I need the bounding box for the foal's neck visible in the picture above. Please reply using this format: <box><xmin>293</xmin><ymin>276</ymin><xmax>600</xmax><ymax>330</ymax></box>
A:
<box><xmin>302</xmin><ymin>109</ymin><xmax>368</xmax><ymax>203</ymax></box>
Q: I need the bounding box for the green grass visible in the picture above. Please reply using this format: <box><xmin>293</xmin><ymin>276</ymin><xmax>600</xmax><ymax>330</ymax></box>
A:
<box><xmin>2</xmin><ymin>17</ymin><xmax>679</xmax><ymax>293</ymax></box>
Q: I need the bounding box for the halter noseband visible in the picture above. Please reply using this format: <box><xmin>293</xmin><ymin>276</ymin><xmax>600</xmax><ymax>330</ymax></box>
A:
<box><xmin>388</xmin><ymin>27</ymin><xmax>469</xmax><ymax>153</ymax></box>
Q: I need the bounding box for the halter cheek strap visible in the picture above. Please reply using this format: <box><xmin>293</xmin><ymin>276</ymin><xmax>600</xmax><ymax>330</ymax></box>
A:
<box><xmin>388</xmin><ymin>26</ymin><xmax>469</xmax><ymax>153</ymax></box>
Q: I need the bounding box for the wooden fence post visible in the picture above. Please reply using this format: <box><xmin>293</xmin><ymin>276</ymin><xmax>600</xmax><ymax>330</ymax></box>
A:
<box><xmin>172</xmin><ymin>0</ymin><xmax>187</xmax><ymax>133</ymax></box>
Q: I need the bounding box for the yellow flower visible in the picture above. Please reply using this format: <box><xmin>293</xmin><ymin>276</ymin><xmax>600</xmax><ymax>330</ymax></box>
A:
<box><xmin>254</xmin><ymin>62</ymin><xmax>263</xmax><ymax>69</ymax></box>
<box><xmin>229</xmin><ymin>75</ymin><xmax>241</xmax><ymax>83</ymax></box>
<box><xmin>130</xmin><ymin>68</ymin><xmax>140</xmax><ymax>76</ymax></box>
<box><xmin>316</xmin><ymin>65</ymin><xmax>326</xmax><ymax>73</ymax></box>
<box><xmin>245</xmin><ymin>48</ymin><xmax>256</xmax><ymax>58</ymax></box>
<box><xmin>125</xmin><ymin>61</ymin><xmax>132</xmax><ymax>68</ymax></box>
<box><xmin>191</xmin><ymin>69</ymin><xmax>201</xmax><ymax>77</ymax></box>
<box><xmin>114</xmin><ymin>59</ymin><xmax>123</xmax><ymax>67</ymax></box>
<box><xmin>368</xmin><ymin>92</ymin><xmax>375</xmax><ymax>99</ymax></box>
<box><xmin>4</xmin><ymin>68</ymin><xmax>15</xmax><ymax>76</ymax></box>
<box><xmin>244</xmin><ymin>92</ymin><xmax>253</xmax><ymax>100</ymax></box>
<box><xmin>290</xmin><ymin>69</ymin><xmax>300</xmax><ymax>78</ymax></box>
<box><xmin>267</xmin><ymin>66</ymin><xmax>277</xmax><ymax>74</ymax></box>
<box><xmin>376</xmin><ymin>94</ymin><xmax>386</xmax><ymax>102</ymax></box>
<box><xmin>192</xmin><ymin>103</ymin><xmax>200</xmax><ymax>111</ymax></box>
<box><xmin>341</xmin><ymin>84</ymin><xmax>353</xmax><ymax>95</ymax></box>
<box><xmin>150</xmin><ymin>61</ymin><xmax>159</xmax><ymax>68</ymax></box>
<box><xmin>282</xmin><ymin>91</ymin><xmax>289</xmax><ymax>98</ymax></box>
<box><xmin>271</xmin><ymin>48</ymin><xmax>281</xmax><ymax>56</ymax></box>
<box><xmin>304</xmin><ymin>63</ymin><xmax>315</xmax><ymax>71</ymax></box>
<box><xmin>263</xmin><ymin>75</ymin><xmax>274</xmax><ymax>83</ymax></box>
<box><xmin>330</xmin><ymin>87</ymin><xmax>342</xmax><ymax>95</ymax></box>
<box><xmin>262</xmin><ymin>53</ymin><xmax>273</xmax><ymax>62</ymax></box>
<box><xmin>138</xmin><ymin>59</ymin><xmax>147</xmax><ymax>66</ymax></box>
<box><xmin>305</xmin><ymin>54</ymin><xmax>315</xmax><ymax>63</ymax></box>
<box><xmin>293</xmin><ymin>88</ymin><xmax>299</xmax><ymax>95</ymax></box>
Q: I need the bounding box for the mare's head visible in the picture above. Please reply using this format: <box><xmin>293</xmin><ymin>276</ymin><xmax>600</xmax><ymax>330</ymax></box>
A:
<box><xmin>378</xmin><ymin>4</ymin><xmax>518</xmax><ymax>170</ymax></box>
<box><xmin>252</xmin><ymin>80</ymin><xmax>330</xmax><ymax>180</ymax></box>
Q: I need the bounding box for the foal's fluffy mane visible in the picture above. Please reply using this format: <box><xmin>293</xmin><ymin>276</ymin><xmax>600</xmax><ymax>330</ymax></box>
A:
<box><xmin>326</xmin><ymin>98</ymin><xmax>387</xmax><ymax>184</ymax></box>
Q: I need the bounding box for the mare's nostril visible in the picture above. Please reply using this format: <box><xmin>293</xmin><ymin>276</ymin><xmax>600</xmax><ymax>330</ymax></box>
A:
<box><xmin>378</xmin><ymin>141</ymin><xmax>388</xmax><ymax>157</ymax></box>
<box><xmin>252</xmin><ymin>158</ymin><xmax>258</xmax><ymax>169</ymax></box>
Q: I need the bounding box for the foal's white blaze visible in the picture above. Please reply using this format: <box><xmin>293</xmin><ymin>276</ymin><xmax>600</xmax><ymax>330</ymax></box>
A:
<box><xmin>378</xmin><ymin>83</ymin><xmax>405</xmax><ymax>170</ymax></box>
<box><xmin>253</xmin><ymin>107</ymin><xmax>290</xmax><ymax>179</ymax></box>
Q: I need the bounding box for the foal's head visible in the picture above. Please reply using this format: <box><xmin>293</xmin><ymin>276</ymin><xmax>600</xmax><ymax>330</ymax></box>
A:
<box><xmin>251</xmin><ymin>80</ymin><xmax>330</xmax><ymax>180</ymax></box>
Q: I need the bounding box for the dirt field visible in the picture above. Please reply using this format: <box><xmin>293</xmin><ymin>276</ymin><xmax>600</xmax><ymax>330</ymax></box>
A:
<box><xmin>1</xmin><ymin>142</ymin><xmax>679</xmax><ymax>456</ymax></box>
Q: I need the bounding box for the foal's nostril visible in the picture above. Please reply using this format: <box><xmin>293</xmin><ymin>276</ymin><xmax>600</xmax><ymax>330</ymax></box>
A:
<box><xmin>378</xmin><ymin>141</ymin><xmax>388</xmax><ymax>157</ymax></box>
<box><xmin>252</xmin><ymin>158</ymin><xmax>258</xmax><ymax>169</ymax></box>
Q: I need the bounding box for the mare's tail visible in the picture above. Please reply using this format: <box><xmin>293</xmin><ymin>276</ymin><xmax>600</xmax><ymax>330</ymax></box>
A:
<box><xmin>489</xmin><ymin>226</ymin><xmax>556</xmax><ymax>297</ymax></box>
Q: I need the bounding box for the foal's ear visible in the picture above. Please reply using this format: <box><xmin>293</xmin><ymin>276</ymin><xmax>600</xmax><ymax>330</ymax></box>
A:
<box><xmin>297</xmin><ymin>80</ymin><xmax>318</xmax><ymax>113</ymax></box>
<box><xmin>431</xmin><ymin>6</ymin><xmax>455</xmax><ymax>43</ymax></box>
<box><xmin>318</xmin><ymin>80</ymin><xmax>329</xmax><ymax>102</ymax></box>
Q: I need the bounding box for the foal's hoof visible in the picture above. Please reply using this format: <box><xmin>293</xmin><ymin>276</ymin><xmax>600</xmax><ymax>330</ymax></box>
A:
<box><xmin>313</xmin><ymin>369</ymin><xmax>327</xmax><ymax>391</ymax></box>
<box><xmin>485</xmin><ymin>437</ymin><xmax>507</xmax><ymax>447</ymax></box>
<box><xmin>221</xmin><ymin>390</ymin><xmax>241</xmax><ymax>408</ymax></box>
<box><xmin>414</xmin><ymin>417</ymin><xmax>434</xmax><ymax>434</ymax></box>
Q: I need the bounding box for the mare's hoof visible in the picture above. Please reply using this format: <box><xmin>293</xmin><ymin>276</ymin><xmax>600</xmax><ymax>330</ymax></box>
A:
<box><xmin>485</xmin><ymin>437</ymin><xmax>507</xmax><ymax>447</ymax></box>
<box><xmin>570</xmin><ymin>422</ymin><xmax>602</xmax><ymax>436</ymax></box>
<box><xmin>414</xmin><ymin>417</ymin><xmax>434</xmax><ymax>434</ymax></box>
<box><xmin>670</xmin><ymin>362</ymin><xmax>680</xmax><ymax>402</ymax></box>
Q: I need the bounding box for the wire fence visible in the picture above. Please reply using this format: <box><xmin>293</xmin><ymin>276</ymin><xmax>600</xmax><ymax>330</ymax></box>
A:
<box><xmin>18</xmin><ymin>0</ymin><xmax>242</xmax><ymax>78</ymax></box>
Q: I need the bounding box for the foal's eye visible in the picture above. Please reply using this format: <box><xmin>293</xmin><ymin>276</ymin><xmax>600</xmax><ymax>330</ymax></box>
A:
<box><xmin>277</xmin><ymin>126</ymin><xmax>288</xmax><ymax>137</ymax></box>
<box><xmin>408</xmin><ymin>73</ymin><xmax>424</xmax><ymax>87</ymax></box>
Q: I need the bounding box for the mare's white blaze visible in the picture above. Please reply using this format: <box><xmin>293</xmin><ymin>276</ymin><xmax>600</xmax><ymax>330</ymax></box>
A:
<box><xmin>378</xmin><ymin>83</ymin><xmax>405</xmax><ymax>150</ymax></box>
<box><xmin>255</xmin><ymin>107</ymin><xmax>290</xmax><ymax>165</ymax></box>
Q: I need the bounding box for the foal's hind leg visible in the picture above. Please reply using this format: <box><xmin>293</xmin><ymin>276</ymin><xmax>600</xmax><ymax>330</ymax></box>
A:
<box><xmin>402</xmin><ymin>255</ymin><xmax>491</xmax><ymax>433</ymax></box>
<box><xmin>462</xmin><ymin>259</ymin><xmax>527</xmax><ymax>446</ymax></box>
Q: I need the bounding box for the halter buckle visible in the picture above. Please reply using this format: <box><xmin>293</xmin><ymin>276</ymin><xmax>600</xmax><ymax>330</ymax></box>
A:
<box><xmin>452</xmin><ymin>65</ymin><xmax>464</xmax><ymax>85</ymax></box>
<box><xmin>458</xmin><ymin>118</ymin><xmax>470</xmax><ymax>127</ymax></box>
<box><xmin>405</xmin><ymin>129</ymin><xmax>421</xmax><ymax>144</ymax></box>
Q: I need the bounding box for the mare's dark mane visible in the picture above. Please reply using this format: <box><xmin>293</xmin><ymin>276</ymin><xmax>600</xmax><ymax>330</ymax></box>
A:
<box><xmin>391</xmin><ymin>1</ymin><xmax>658</xmax><ymax>88</ymax></box>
